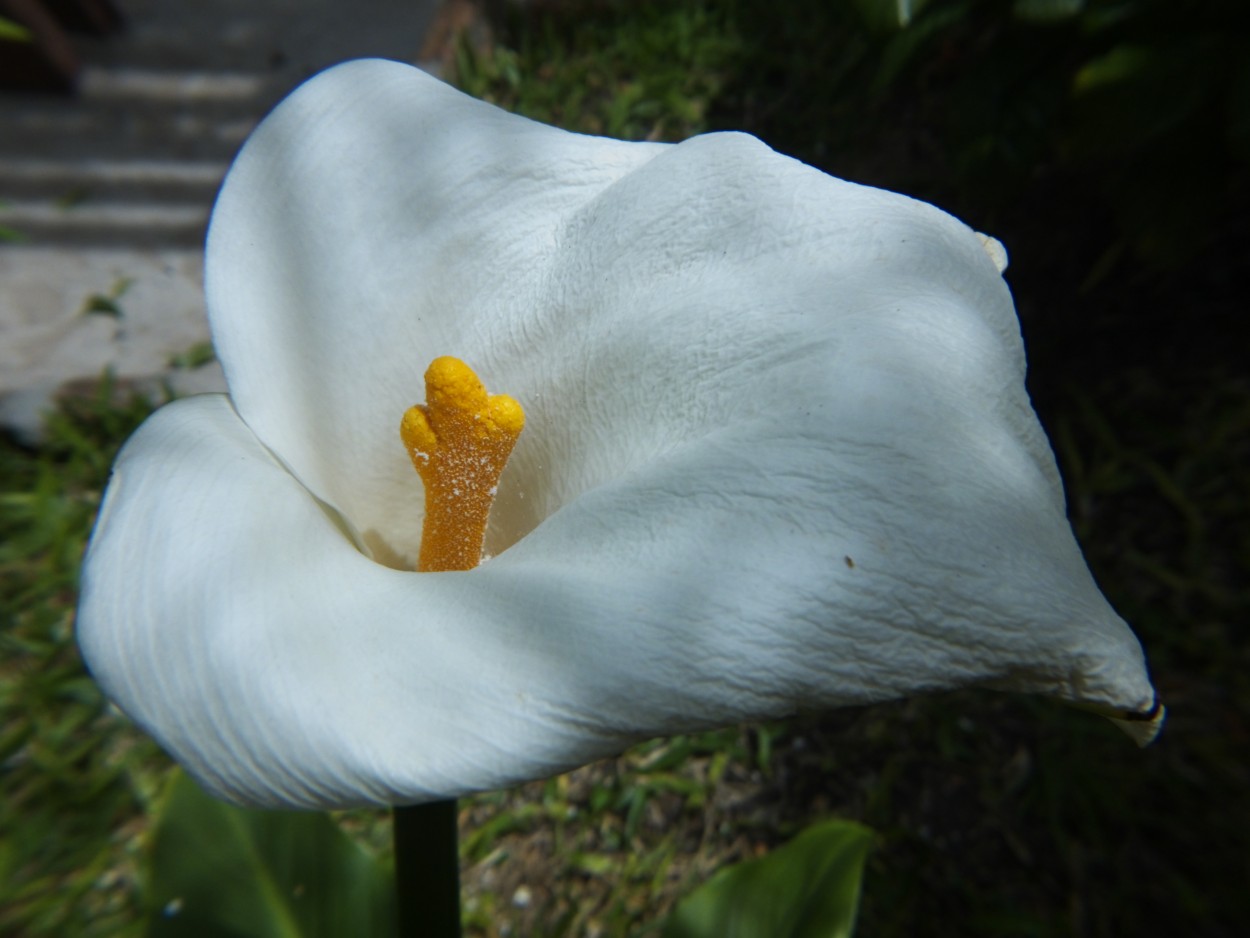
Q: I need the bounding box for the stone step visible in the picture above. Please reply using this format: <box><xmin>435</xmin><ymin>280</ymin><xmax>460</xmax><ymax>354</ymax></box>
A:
<box><xmin>0</xmin><ymin>195</ymin><xmax>210</xmax><ymax>247</ymax></box>
<box><xmin>77</xmin><ymin>65</ymin><xmax>275</xmax><ymax>103</ymax></box>
<box><xmin>0</xmin><ymin>0</ymin><xmax>445</xmax><ymax>440</ymax></box>
<box><xmin>0</xmin><ymin>108</ymin><xmax>255</xmax><ymax>163</ymax></box>
<box><xmin>0</xmin><ymin>157</ymin><xmax>227</xmax><ymax>202</ymax></box>
<box><xmin>73</xmin><ymin>22</ymin><xmax>286</xmax><ymax>73</ymax></box>
<box><xmin>0</xmin><ymin>67</ymin><xmax>269</xmax><ymax>162</ymax></box>
<box><xmin>0</xmin><ymin>198</ymin><xmax>208</xmax><ymax>247</ymax></box>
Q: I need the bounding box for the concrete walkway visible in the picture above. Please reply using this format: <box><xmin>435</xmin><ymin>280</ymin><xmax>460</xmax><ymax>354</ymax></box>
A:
<box><xmin>1</xmin><ymin>0</ymin><xmax>444</xmax><ymax>440</ymax></box>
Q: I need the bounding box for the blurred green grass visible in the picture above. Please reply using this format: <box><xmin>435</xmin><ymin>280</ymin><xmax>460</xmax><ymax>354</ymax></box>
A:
<box><xmin>2</xmin><ymin>0</ymin><xmax>1246</xmax><ymax>935</ymax></box>
<box><xmin>0</xmin><ymin>382</ymin><xmax>164</xmax><ymax>937</ymax></box>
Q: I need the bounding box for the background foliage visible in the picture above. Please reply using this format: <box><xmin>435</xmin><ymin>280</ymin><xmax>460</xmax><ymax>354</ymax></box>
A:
<box><xmin>2</xmin><ymin>0</ymin><xmax>1246</xmax><ymax>935</ymax></box>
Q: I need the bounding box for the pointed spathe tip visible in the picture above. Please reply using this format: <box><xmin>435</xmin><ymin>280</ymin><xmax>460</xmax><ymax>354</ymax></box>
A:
<box><xmin>1107</xmin><ymin>696</ymin><xmax>1166</xmax><ymax>747</ymax></box>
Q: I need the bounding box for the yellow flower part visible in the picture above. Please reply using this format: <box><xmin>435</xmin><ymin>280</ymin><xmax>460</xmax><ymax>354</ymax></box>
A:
<box><xmin>401</xmin><ymin>357</ymin><xmax>525</xmax><ymax>572</ymax></box>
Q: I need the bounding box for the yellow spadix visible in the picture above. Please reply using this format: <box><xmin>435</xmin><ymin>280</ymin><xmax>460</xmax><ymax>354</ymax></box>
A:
<box><xmin>400</xmin><ymin>357</ymin><xmax>525</xmax><ymax>572</ymax></box>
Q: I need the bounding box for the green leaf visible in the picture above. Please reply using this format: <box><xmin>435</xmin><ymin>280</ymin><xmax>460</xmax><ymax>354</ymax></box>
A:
<box><xmin>144</xmin><ymin>771</ymin><xmax>396</xmax><ymax>938</ymax></box>
<box><xmin>81</xmin><ymin>277</ymin><xmax>134</xmax><ymax>318</ymax></box>
<box><xmin>0</xmin><ymin>15</ymin><xmax>33</xmax><ymax>42</ymax></box>
<box><xmin>168</xmin><ymin>342</ymin><xmax>217</xmax><ymax>370</ymax></box>
<box><xmin>871</xmin><ymin>1</ymin><xmax>971</xmax><ymax>93</ymax></box>
<box><xmin>82</xmin><ymin>295</ymin><xmax>125</xmax><ymax>317</ymax></box>
<box><xmin>1013</xmin><ymin>0</ymin><xmax>1084</xmax><ymax>22</ymax></box>
<box><xmin>852</xmin><ymin>0</ymin><xmax>931</xmax><ymax>31</ymax></box>
<box><xmin>662</xmin><ymin>819</ymin><xmax>874</xmax><ymax>938</ymax></box>
<box><xmin>0</xmin><ymin>198</ymin><xmax>25</xmax><ymax>242</ymax></box>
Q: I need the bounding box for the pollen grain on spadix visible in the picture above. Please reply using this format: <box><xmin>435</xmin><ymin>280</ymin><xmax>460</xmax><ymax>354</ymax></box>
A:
<box><xmin>401</xmin><ymin>356</ymin><xmax>525</xmax><ymax>573</ymax></box>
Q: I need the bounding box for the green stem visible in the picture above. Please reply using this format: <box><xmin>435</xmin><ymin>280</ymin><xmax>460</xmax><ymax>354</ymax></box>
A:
<box><xmin>393</xmin><ymin>799</ymin><xmax>461</xmax><ymax>937</ymax></box>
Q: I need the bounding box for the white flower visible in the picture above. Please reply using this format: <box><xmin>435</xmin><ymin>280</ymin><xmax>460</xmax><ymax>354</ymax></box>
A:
<box><xmin>77</xmin><ymin>59</ymin><xmax>1160</xmax><ymax>810</ymax></box>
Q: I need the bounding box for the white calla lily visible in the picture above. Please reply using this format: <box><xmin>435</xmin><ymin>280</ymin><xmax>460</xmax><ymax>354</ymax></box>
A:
<box><xmin>78</xmin><ymin>59</ymin><xmax>1160</xmax><ymax>810</ymax></box>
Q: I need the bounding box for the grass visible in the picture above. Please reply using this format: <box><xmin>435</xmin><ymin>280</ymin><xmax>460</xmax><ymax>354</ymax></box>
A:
<box><xmin>454</xmin><ymin>0</ymin><xmax>746</xmax><ymax>141</ymax></box>
<box><xmin>0</xmin><ymin>381</ymin><xmax>165</xmax><ymax>937</ymax></box>
<box><xmin>2</xmin><ymin>0</ymin><xmax>1246</xmax><ymax>935</ymax></box>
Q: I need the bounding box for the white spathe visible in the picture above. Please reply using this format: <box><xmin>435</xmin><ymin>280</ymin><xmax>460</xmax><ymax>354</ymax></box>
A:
<box><xmin>78</xmin><ymin>59</ymin><xmax>1160</xmax><ymax>810</ymax></box>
